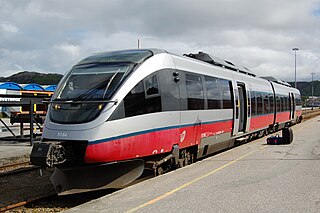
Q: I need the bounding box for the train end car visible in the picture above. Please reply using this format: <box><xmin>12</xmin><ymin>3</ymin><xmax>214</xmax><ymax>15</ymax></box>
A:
<box><xmin>30</xmin><ymin>49</ymin><xmax>302</xmax><ymax>195</ymax></box>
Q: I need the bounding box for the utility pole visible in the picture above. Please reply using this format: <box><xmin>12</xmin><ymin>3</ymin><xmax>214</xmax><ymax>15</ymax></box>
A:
<box><xmin>311</xmin><ymin>72</ymin><xmax>315</xmax><ymax>110</ymax></box>
<box><xmin>292</xmin><ymin>48</ymin><xmax>299</xmax><ymax>89</ymax></box>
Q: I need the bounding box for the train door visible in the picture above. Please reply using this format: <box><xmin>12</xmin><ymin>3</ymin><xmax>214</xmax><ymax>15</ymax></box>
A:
<box><xmin>245</xmin><ymin>88</ymin><xmax>251</xmax><ymax>131</ymax></box>
<box><xmin>232</xmin><ymin>82</ymin><xmax>248</xmax><ymax>135</ymax></box>
<box><xmin>237</xmin><ymin>83</ymin><xmax>247</xmax><ymax>133</ymax></box>
<box><xmin>290</xmin><ymin>92</ymin><xmax>295</xmax><ymax>120</ymax></box>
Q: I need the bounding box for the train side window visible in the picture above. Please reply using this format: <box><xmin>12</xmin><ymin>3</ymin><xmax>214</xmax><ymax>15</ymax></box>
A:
<box><xmin>124</xmin><ymin>81</ymin><xmax>145</xmax><ymax>117</ymax></box>
<box><xmin>220</xmin><ymin>79</ymin><xmax>232</xmax><ymax>109</ymax></box>
<box><xmin>144</xmin><ymin>74</ymin><xmax>159</xmax><ymax>96</ymax></box>
<box><xmin>257</xmin><ymin>92</ymin><xmax>263</xmax><ymax>115</ymax></box>
<box><xmin>284</xmin><ymin>96</ymin><xmax>288</xmax><ymax>111</ymax></box>
<box><xmin>186</xmin><ymin>74</ymin><xmax>204</xmax><ymax>110</ymax></box>
<box><xmin>144</xmin><ymin>74</ymin><xmax>161</xmax><ymax>114</ymax></box>
<box><xmin>276</xmin><ymin>96</ymin><xmax>281</xmax><ymax>112</ymax></box>
<box><xmin>269</xmin><ymin>94</ymin><xmax>274</xmax><ymax>113</ymax></box>
<box><xmin>251</xmin><ymin>91</ymin><xmax>256</xmax><ymax>116</ymax></box>
<box><xmin>263</xmin><ymin>94</ymin><xmax>269</xmax><ymax>114</ymax></box>
<box><xmin>124</xmin><ymin>73</ymin><xmax>162</xmax><ymax>117</ymax></box>
<box><xmin>205</xmin><ymin>76</ymin><xmax>222</xmax><ymax>109</ymax></box>
<box><xmin>280</xmin><ymin>96</ymin><xmax>284</xmax><ymax>112</ymax></box>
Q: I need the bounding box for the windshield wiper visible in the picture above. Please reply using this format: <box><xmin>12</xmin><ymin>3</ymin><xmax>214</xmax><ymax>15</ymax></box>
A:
<box><xmin>72</xmin><ymin>80</ymin><xmax>109</xmax><ymax>102</ymax></box>
<box><xmin>102</xmin><ymin>68</ymin><xmax>121</xmax><ymax>98</ymax></box>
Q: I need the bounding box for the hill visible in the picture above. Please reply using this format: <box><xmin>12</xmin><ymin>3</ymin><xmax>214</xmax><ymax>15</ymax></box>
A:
<box><xmin>0</xmin><ymin>71</ymin><xmax>63</xmax><ymax>85</ymax></box>
<box><xmin>289</xmin><ymin>81</ymin><xmax>320</xmax><ymax>97</ymax></box>
<box><xmin>0</xmin><ymin>71</ymin><xmax>318</xmax><ymax>97</ymax></box>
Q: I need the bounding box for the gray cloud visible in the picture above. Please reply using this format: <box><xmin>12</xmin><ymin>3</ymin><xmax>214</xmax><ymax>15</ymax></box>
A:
<box><xmin>0</xmin><ymin>0</ymin><xmax>319</xmax><ymax>82</ymax></box>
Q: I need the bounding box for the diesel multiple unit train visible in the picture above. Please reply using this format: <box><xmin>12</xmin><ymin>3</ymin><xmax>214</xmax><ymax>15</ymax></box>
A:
<box><xmin>30</xmin><ymin>49</ymin><xmax>302</xmax><ymax>194</ymax></box>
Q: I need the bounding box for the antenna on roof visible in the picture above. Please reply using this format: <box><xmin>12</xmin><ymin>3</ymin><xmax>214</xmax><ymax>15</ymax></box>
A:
<box><xmin>137</xmin><ymin>38</ymin><xmax>141</xmax><ymax>49</ymax></box>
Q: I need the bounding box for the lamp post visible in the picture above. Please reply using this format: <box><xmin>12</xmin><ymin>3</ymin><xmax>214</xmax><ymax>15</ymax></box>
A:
<box><xmin>292</xmin><ymin>48</ymin><xmax>299</xmax><ymax>88</ymax></box>
<box><xmin>311</xmin><ymin>72</ymin><xmax>315</xmax><ymax>110</ymax></box>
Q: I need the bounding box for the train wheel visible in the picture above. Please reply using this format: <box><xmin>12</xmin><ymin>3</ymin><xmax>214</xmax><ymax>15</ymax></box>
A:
<box><xmin>178</xmin><ymin>149</ymin><xmax>196</xmax><ymax>168</ymax></box>
<box><xmin>156</xmin><ymin>167</ymin><xmax>164</xmax><ymax>175</ymax></box>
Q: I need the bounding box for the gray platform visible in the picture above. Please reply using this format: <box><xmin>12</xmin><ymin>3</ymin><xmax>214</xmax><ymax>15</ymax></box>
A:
<box><xmin>66</xmin><ymin>115</ymin><xmax>320</xmax><ymax>213</ymax></box>
<box><xmin>0</xmin><ymin>118</ymin><xmax>32</xmax><ymax>160</ymax></box>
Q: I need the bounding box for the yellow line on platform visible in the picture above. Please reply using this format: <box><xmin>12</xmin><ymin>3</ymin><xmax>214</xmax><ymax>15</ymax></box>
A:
<box><xmin>126</xmin><ymin>145</ymin><xmax>267</xmax><ymax>213</ymax></box>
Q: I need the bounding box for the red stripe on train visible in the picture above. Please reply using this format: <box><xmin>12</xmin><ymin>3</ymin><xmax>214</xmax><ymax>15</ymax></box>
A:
<box><xmin>85</xmin><ymin>120</ymin><xmax>233</xmax><ymax>163</ymax></box>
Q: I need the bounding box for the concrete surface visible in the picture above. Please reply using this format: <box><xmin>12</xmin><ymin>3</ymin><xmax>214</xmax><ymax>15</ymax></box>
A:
<box><xmin>66</xmin><ymin>115</ymin><xmax>320</xmax><ymax>213</ymax></box>
<box><xmin>0</xmin><ymin>118</ymin><xmax>32</xmax><ymax>159</ymax></box>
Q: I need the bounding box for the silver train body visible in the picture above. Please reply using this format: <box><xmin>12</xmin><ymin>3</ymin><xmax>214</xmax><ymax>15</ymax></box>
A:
<box><xmin>30</xmin><ymin>49</ymin><xmax>302</xmax><ymax>194</ymax></box>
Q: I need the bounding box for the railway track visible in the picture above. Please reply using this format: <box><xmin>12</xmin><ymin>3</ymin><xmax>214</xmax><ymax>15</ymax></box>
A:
<box><xmin>0</xmin><ymin>161</ymin><xmax>30</xmax><ymax>170</ymax></box>
<box><xmin>301</xmin><ymin>108</ymin><xmax>320</xmax><ymax>120</ymax></box>
<box><xmin>0</xmin><ymin>164</ymin><xmax>55</xmax><ymax>212</ymax></box>
<box><xmin>0</xmin><ymin>162</ymin><xmax>39</xmax><ymax>178</ymax></box>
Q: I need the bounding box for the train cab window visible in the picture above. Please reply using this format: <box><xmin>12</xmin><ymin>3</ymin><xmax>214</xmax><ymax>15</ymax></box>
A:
<box><xmin>205</xmin><ymin>76</ymin><xmax>222</xmax><ymax>109</ymax></box>
<box><xmin>186</xmin><ymin>74</ymin><xmax>204</xmax><ymax>110</ymax></box>
<box><xmin>124</xmin><ymin>73</ymin><xmax>161</xmax><ymax>117</ymax></box>
<box><xmin>251</xmin><ymin>91</ymin><xmax>257</xmax><ymax>116</ymax></box>
<box><xmin>220</xmin><ymin>79</ymin><xmax>232</xmax><ymax>109</ymax></box>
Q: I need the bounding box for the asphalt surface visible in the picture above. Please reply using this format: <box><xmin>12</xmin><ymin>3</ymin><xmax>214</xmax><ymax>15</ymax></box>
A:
<box><xmin>67</xmin><ymin>116</ymin><xmax>320</xmax><ymax>213</ymax></box>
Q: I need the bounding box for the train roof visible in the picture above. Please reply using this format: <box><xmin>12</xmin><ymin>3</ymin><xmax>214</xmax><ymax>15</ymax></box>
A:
<box><xmin>260</xmin><ymin>76</ymin><xmax>292</xmax><ymax>87</ymax></box>
<box><xmin>180</xmin><ymin>51</ymin><xmax>295</xmax><ymax>89</ymax></box>
<box><xmin>182</xmin><ymin>51</ymin><xmax>256</xmax><ymax>77</ymax></box>
<box><xmin>75</xmin><ymin>48</ymin><xmax>294</xmax><ymax>89</ymax></box>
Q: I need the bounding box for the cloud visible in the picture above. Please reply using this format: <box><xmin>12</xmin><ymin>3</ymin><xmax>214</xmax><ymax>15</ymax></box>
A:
<box><xmin>1</xmin><ymin>22</ymin><xmax>19</xmax><ymax>33</ymax></box>
<box><xmin>0</xmin><ymin>0</ymin><xmax>319</xmax><ymax>82</ymax></box>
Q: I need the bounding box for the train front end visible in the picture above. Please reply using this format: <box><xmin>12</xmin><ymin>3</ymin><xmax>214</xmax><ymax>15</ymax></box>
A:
<box><xmin>30</xmin><ymin>50</ymin><xmax>155</xmax><ymax>194</ymax></box>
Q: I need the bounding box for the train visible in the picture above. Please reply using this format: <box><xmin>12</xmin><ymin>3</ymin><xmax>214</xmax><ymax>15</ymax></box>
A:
<box><xmin>30</xmin><ymin>49</ymin><xmax>302</xmax><ymax>195</ymax></box>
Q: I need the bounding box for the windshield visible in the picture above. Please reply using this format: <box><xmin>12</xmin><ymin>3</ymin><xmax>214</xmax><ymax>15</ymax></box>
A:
<box><xmin>53</xmin><ymin>64</ymin><xmax>131</xmax><ymax>101</ymax></box>
<box><xmin>50</xmin><ymin>49</ymin><xmax>153</xmax><ymax>124</ymax></box>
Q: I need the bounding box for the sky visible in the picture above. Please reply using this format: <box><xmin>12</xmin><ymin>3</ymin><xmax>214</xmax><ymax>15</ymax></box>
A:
<box><xmin>0</xmin><ymin>0</ymin><xmax>320</xmax><ymax>82</ymax></box>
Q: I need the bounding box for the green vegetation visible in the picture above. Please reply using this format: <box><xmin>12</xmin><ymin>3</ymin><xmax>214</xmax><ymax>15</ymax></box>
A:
<box><xmin>0</xmin><ymin>71</ymin><xmax>63</xmax><ymax>85</ymax></box>
<box><xmin>289</xmin><ymin>81</ymin><xmax>320</xmax><ymax>97</ymax></box>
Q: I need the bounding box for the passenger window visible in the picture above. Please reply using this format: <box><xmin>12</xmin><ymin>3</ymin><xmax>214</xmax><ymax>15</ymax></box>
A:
<box><xmin>124</xmin><ymin>81</ymin><xmax>145</xmax><ymax>117</ymax></box>
<box><xmin>144</xmin><ymin>74</ymin><xmax>159</xmax><ymax>96</ymax></box>
<box><xmin>186</xmin><ymin>74</ymin><xmax>204</xmax><ymax>110</ymax></box>
<box><xmin>276</xmin><ymin>96</ymin><xmax>281</xmax><ymax>112</ymax></box>
<box><xmin>220</xmin><ymin>79</ymin><xmax>232</xmax><ymax>109</ymax></box>
<box><xmin>124</xmin><ymin>73</ymin><xmax>161</xmax><ymax>117</ymax></box>
<box><xmin>269</xmin><ymin>94</ymin><xmax>274</xmax><ymax>113</ymax></box>
<box><xmin>280</xmin><ymin>97</ymin><xmax>284</xmax><ymax>112</ymax></box>
<box><xmin>264</xmin><ymin>94</ymin><xmax>269</xmax><ymax>114</ymax></box>
<box><xmin>251</xmin><ymin>91</ymin><xmax>257</xmax><ymax>116</ymax></box>
<box><xmin>257</xmin><ymin>92</ymin><xmax>263</xmax><ymax>115</ymax></box>
<box><xmin>144</xmin><ymin>74</ymin><xmax>161</xmax><ymax>114</ymax></box>
<box><xmin>205</xmin><ymin>76</ymin><xmax>222</xmax><ymax>109</ymax></box>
